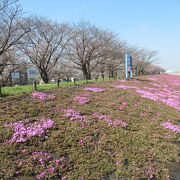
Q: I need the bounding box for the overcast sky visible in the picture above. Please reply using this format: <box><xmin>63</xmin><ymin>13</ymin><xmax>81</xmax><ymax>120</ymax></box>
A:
<box><xmin>19</xmin><ymin>0</ymin><xmax>180</xmax><ymax>71</ymax></box>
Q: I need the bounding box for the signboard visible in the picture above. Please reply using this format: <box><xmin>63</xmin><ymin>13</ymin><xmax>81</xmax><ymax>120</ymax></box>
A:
<box><xmin>27</xmin><ymin>67</ymin><xmax>39</xmax><ymax>79</ymax></box>
<box><xmin>125</xmin><ymin>53</ymin><xmax>133</xmax><ymax>79</ymax></box>
<box><xmin>11</xmin><ymin>72</ymin><xmax>20</xmax><ymax>79</ymax></box>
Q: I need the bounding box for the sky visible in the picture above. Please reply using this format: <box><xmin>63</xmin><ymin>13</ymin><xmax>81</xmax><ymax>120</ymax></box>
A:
<box><xmin>19</xmin><ymin>0</ymin><xmax>180</xmax><ymax>71</ymax></box>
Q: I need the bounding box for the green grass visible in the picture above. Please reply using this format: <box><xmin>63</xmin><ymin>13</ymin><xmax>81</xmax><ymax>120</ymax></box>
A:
<box><xmin>1</xmin><ymin>78</ymin><xmax>111</xmax><ymax>97</ymax></box>
<box><xmin>2</xmin><ymin>84</ymin><xmax>56</xmax><ymax>96</ymax></box>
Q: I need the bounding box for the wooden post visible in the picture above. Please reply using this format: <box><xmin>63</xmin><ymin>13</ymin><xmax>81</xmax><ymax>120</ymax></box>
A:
<box><xmin>102</xmin><ymin>74</ymin><xmax>104</xmax><ymax>81</ymax></box>
<box><xmin>10</xmin><ymin>72</ymin><xmax>13</xmax><ymax>86</ymax></box>
<box><xmin>33</xmin><ymin>81</ymin><xmax>37</xmax><ymax>91</ymax></box>
<box><xmin>136</xmin><ymin>66</ymin><xmax>138</xmax><ymax>77</ymax></box>
<box><xmin>0</xmin><ymin>83</ymin><xmax>2</xmax><ymax>97</ymax></box>
<box><xmin>57</xmin><ymin>79</ymin><xmax>60</xmax><ymax>87</ymax></box>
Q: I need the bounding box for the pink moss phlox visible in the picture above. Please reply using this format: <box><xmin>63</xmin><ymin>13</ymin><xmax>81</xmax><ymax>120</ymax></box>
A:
<box><xmin>149</xmin><ymin>82</ymin><xmax>162</xmax><ymax>88</ymax></box>
<box><xmin>113</xmin><ymin>119</ymin><xmax>128</xmax><ymax>128</ymax></box>
<box><xmin>85</xmin><ymin>87</ymin><xmax>104</xmax><ymax>92</ymax></box>
<box><xmin>5</xmin><ymin>119</ymin><xmax>54</xmax><ymax>143</ymax></box>
<box><xmin>146</xmin><ymin>162</ymin><xmax>155</xmax><ymax>179</ymax></box>
<box><xmin>136</xmin><ymin>89</ymin><xmax>160</xmax><ymax>102</ymax></box>
<box><xmin>48</xmin><ymin>167</ymin><xmax>56</xmax><ymax>174</ymax></box>
<box><xmin>116</xmin><ymin>160</ymin><xmax>122</xmax><ymax>166</ymax></box>
<box><xmin>55</xmin><ymin>159</ymin><xmax>61</xmax><ymax>166</ymax></box>
<box><xmin>114</xmin><ymin>85</ymin><xmax>129</xmax><ymax>90</ymax></box>
<box><xmin>79</xmin><ymin>139</ymin><xmax>85</xmax><ymax>146</ymax></box>
<box><xmin>31</xmin><ymin>151</ymin><xmax>68</xmax><ymax>179</ymax></box>
<box><xmin>136</xmin><ymin>89</ymin><xmax>180</xmax><ymax>110</ymax></box>
<box><xmin>74</xmin><ymin>95</ymin><xmax>90</xmax><ymax>105</ymax></box>
<box><xmin>143</xmin><ymin>87</ymin><xmax>156</xmax><ymax>91</ymax></box>
<box><xmin>118</xmin><ymin>80</ymin><xmax>126</xmax><ymax>82</ymax></box>
<box><xmin>114</xmin><ymin>85</ymin><xmax>139</xmax><ymax>90</ymax></box>
<box><xmin>115</xmin><ymin>75</ymin><xmax>180</xmax><ymax>110</ymax></box>
<box><xmin>78</xmin><ymin>176</ymin><xmax>85</xmax><ymax>180</ymax></box>
<box><xmin>119</xmin><ymin>102</ymin><xmax>128</xmax><ymax>111</ymax></box>
<box><xmin>61</xmin><ymin>176</ymin><xmax>68</xmax><ymax>180</ymax></box>
<box><xmin>161</xmin><ymin>98</ymin><xmax>180</xmax><ymax>110</ymax></box>
<box><xmin>161</xmin><ymin>121</ymin><xmax>180</xmax><ymax>133</ymax></box>
<box><xmin>37</xmin><ymin>171</ymin><xmax>46</xmax><ymax>179</ymax></box>
<box><xmin>32</xmin><ymin>92</ymin><xmax>55</xmax><ymax>101</ymax></box>
<box><xmin>148</xmin><ymin>77</ymin><xmax>157</xmax><ymax>81</ymax></box>
<box><xmin>92</xmin><ymin>112</ymin><xmax>127</xmax><ymax>128</ymax></box>
<box><xmin>32</xmin><ymin>152</ymin><xmax>49</xmax><ymax>156</ymax></box>
<box><xmin>62</xmin><ymin>108</ymin><xmax>87</xmax><ymax>124</ymax></box>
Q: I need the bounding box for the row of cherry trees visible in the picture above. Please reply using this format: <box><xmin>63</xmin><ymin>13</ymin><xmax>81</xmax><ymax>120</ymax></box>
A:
<box><xmin>0</xmin><ymin>0</ymin><xmax>164</xmax><ymax>90</ymax></box>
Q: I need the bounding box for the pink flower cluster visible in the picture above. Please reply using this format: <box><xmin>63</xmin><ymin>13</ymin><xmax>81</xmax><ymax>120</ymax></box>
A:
<box><xmin>32</xmin><ymin>92</ymin><xmax>55</xmax><ymax>101</ymax></box>
<box><xmin>92</xmin><ymin>112</ymin><xmax>127</xmax><ymax>128</ymax></box>
<box><xmin>114</xmin><ymin>85</ymin><xmax>138</xmax><ymax>90</ymax></box>
<box><xmin>119</xmin><ymin>102</ymin><xmax>128</xmax><ymax>111</ymax></box>
<box><xmin>5</xmin><ymin>119</ymin><xmax>54</xmax><ymax>143</ymax></box>
<box><xmin>136</xmin><ymin>89</ymin><xmax>159</xmax><ymax>102</ymax></box>
<box><xmin>161</xmin><ymin>122</ymin><xmax>180</xmax><ymax>133</ymax></box>
<box><xmin>148</xmin><ymin>77</ymin><xmax>157</xmax><ymax>81</ymax></box>
<box><xmin>62</xmin><ymin>108</ymin><xmax>87</xmax><ymax>124</ymax></box>
<box><xmin>114</xmin><ymin>75</ymin><xmax>180</xmax><ymax>110</ymax></box>
<box><xmin>136</xmin><ymin>89</ymin><xmax>180</xmax><ymax>110</ymax></box>
<box><xmin>17</xmin><ymin>151</ymin><xmax>68</xmax><ymax>179</ymax></box>
<box><xmin>33</xmin><ymin>152</ymin><xmax>68</xmax><ymax>179</ymax></box>
<box><xmin>74</xmin><ymin>95</ymin><xmax>90</xmax><ymax>105</ymax></box>
<box><xmin>161</xmin><ymin>75</ymin><xmax>180</xmax><ymax>86</ymax></box>
<box><xmin>119</xmin><ymin>80</ymin><xmax>126</xmax><ymax>82</ymax></box>
<box><xmin>145</xmin><ymin>162</ymin><xmax>155</xmax><ymax>179</ymax></box>
<box><xmin>85</xmin><ymin>87</ymin><xmax>104</xmax><ymax>92</ymax></box>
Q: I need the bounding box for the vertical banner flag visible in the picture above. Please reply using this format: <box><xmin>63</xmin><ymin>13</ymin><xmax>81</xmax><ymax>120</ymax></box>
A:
<box><xmin>125</xmin><ymin>53</ymin><xmax>133</xmax><ymax>79</ymax></box>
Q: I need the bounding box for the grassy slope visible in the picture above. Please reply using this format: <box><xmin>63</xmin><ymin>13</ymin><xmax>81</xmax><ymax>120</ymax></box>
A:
<box><xmin>0</xmin><ymin>76</ymin><xmax>179</xmax><ymax>179</ymax></box>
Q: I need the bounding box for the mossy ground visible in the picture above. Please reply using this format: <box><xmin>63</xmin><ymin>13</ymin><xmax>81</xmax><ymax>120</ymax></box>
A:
<box><xmin>0</xmin><ymin>76</ymin><xmax>179</xmax><ymax>179</ymax></box>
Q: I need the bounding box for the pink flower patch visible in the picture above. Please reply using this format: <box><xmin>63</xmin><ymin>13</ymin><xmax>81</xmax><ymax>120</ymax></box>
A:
<box><xmin>114</xmin><ymin>85</ymin><xmax>138</xmax><ymax>90</ymax></box>
<box><xmin>92</xmin><ymin>112</ymin><xmax>127</xmax><ymax>128</ymax></box>
<box><xmin>161</xmin><ymin>121</ymin><xmax>180</xmax><ymax>133</ymax></box>
<box><xmin>74</xmin><ymin>95</ymin><xmax>90</xmax><ymax>105</ymax></box>
<box><xmin>114</xmin><ymin>75</ymin><xmax>180</xmax><ymax>111</ymax></box>
<box><xmin>85</xmin><ymin>87</ymin><xmax>104</xmax><ymax>92</ymax></box>
<box><xmin>29</xmin><ymin>152</ymin><xmax>69</xmax><ymax>179</ymax></box>
<box><xmin>136</xmin><ymin>89</ymin><xmax>160</xmax><ymax>102</ymax></box>
<box><xmin>5</xmin><ymin>119</ymin><xmax>54</xmax><ymax>143</ymax></box>
<box><xmin>136</xmin><ymin>89</ymin><xmax>180</xmax><ymax>110</ymax></box>
<box><xmin>32</xmin><ymin>92</ymin><xmax>55</xmax><ymax>101</ymax></box>
<box><xmin>119</xmin><ymin>80</ymin><xmax>126</xmax><ymax>82</ymax></box>
<box><xmin>37</xmin><ymin>171</ymin><xmax>46</xmax><ymax>179</ymax></box>
<box><xmin>61</xmin><ymin>108</ymin><xmax>87</xmax><ymax>124</ymax></box>
<box><xmin>119</xmin><ymin>102</ymin><xmax>128</xmax><ymax>111</ymax></box>
<box><xmin>79</xmin><ymin>139</ymin><xmax>85</xmax><ymax>146</ymax></box>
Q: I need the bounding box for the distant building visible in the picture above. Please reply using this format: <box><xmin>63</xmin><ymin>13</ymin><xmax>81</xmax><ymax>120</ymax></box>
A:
<box><xmin>27</xmin><ymin>67</ymin><xmax>39</xmax><ymax>83</ymax></box>
<box><xmin>9</xmin><ymin>66</ymin><xmax>40</xmax><ymax>86</ymax></box>
<box><xmin>166</xmin><ymin>69</ymin><xmax>174</xmax><ymax>73</ymax></box>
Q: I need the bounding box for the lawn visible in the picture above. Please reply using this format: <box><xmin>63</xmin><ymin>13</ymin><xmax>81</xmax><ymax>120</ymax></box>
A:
<box><xmin>1</xmin><ymin>79</ymin><xmax>108</xmax><ymax>97</ymax></box>
<box><xmin>0</xmin><ymin>75</ymin><xmax>179</xmax><ymax>179</ymax></box>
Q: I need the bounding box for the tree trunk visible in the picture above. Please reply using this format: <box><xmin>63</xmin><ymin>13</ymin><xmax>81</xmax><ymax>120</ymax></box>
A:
<box><xmin>101</xmin><ymin>67</ymin><xmax>104</xmax><ymax>80</ymax></box>
<box><xmin>87</xmin><ymin>72</ymin><xmax>91</xmax><ymax>80</ymax></box>
<box><xmin>40</xmin><ymin>69</ymin><xmax>49</xmax><ymax>84</ymax></box>
<box><xmin>102</xmin><ymin>74</ymin><xmax>104</xmax><ymax>81</ymax></box>
<box><xmin>82</xmin><ymin>65</ymin><xmax>88</xmax><ymax>80</ymax></box>
<box><xmin>0</xmin><ymin>83</ymin><xmax>2</xmax><ymax>97</ymax></box>
<box><xmin>87</xmin><ymin>62</ymin><xmax>91</xmax><ymax>80</ymax></box>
